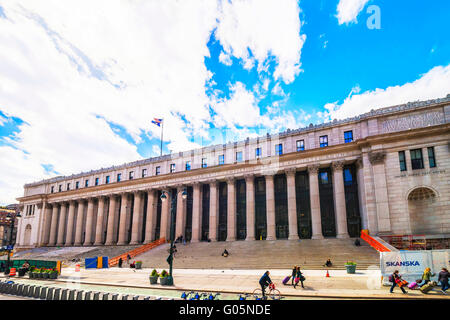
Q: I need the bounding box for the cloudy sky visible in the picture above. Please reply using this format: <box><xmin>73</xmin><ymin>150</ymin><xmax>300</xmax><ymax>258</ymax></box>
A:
<box><xmin>0</xmin><ymin>0</ymin><xmax>449</xmax><ymax>205</ymax></box>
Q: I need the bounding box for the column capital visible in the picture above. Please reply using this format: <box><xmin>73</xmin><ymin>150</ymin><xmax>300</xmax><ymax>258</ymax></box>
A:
<box><xmin>285</xmin><ymin>167</ymin><xmax>297</xmax><ymax>176</ymax></box>
<box><xmin>226</xmin><ymin>177</ymin><xmax>235</xmax><ymax>184</ymax></box>
<box><xmin>307</xmin><ymin>164</ymin><xmax>320</xmax><ymax>174</ymax></box>
<box><xmin>368</xmin><ymin>151</ymin><xmax>386</xmax><ymax>165</ymax></box>
<box><xmin>331</xmin><ymin>161</ymin><xmax>345</xmax><ymax>171</ymax></box>
<box><xmin>207</xmin><ymin>179</ymin><xmax>219</xmax><ymax>186</ymax></box>
<box><xmin>355</xmin><ymin>157</ymin><xmax>364</xmax><ymax>169</ymax></box>
<box><xmin>192</xmin><ymin>182</ymin><xmax>201</xmax><ymax>188</ymax></box>
<box><xmin>244</xmin><ymin>174</ymin><xmax>254</xmax><ymax>183</ymax></box>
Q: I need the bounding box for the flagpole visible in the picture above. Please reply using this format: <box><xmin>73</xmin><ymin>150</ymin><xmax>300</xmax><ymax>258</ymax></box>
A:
<box><xmin>160</xmin><ymin>119</ymin><xmax>163</xmax><ymax>157</ymax></box>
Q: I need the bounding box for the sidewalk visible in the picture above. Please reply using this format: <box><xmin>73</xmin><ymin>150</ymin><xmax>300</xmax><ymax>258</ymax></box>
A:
<box><xmin>4</xmin><ymin>267</ymin><xmax>447</xmax><ymax>300</ymax></box>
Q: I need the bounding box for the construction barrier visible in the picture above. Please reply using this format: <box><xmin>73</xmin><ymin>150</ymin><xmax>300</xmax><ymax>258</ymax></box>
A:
<box><xmin>361</xmin><ymin>231</ymin><xmax>391</xmax><ymax>252</ymax></box>
<box><xmin>380</xmin><ymin>249</ymin><xmax>450</xmax><ymax>285</ymax></box>
<box><xmin>9</xmin><ymin>268</ymin><xmax>16</xmax><ymax>277</ymax></box>
<box><xmin>109</xmin><ymin>238</ymin><xmax>165</xmax><ymax>267</ymax></box>
<box><xmin>85</xmin><ymin>257</ymin><xmax>109</xmax><ymax>269</ymax></box>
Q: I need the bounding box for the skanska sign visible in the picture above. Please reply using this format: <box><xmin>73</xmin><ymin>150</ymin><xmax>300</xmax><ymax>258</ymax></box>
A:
<box><xmin>385</xmin><ymin>261</ymin><xmax>420</xmax><ymax>267</ymax></box>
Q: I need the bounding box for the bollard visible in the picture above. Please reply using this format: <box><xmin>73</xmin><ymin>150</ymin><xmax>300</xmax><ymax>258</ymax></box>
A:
<box><xmin>17</xmin><ymin>284</ymin><xmax>24</xmax><ymax>296</ymax></box>
<box><xmin>68</xmin><ymin>289</ymin><xmax>76</xmax><ymax>300</ymax></box>
<box><xmin>46</xmin><ymin>287</ymin><xmax>54</xmax><ymax>300</ymax></box>
<box><xmin>61</xmin><ymin>288</ymin><xmax>69</xmax><ymax>300</ymax></box>
<box><xmin>121</xmin><ymin>294</ymin><xmax>129</xmax><ymax>300</ymax></box>
<box><xmin>10</xmin><ymin>283</ymin><xmax>18</xmax><ymax>295</ymax></box>
<box><xmin>23</xmin><ymin>285</ymin><xmax>30</xmax><ymax>297</ymax></box>
<box><xmin>133</xmin><ymin>295</ymin><xmax>140</xmax><ymax>300</ymax></box>
<box><xmin>93</xmin><ymin>292</ymin><xmax>100</xmax><ymax>300</ymax></box>
<box><xmin>102</xmin><ymin>293</ymin><xmax>109</xmax><ymax>300</ymax></box>
<box><xmin>85</xmin><ymin>291</ymin><xmax>92</xmax><ymax>300</ymax></box>
<box><xmin>76</xmin><ymin>290</ymin><xmax>84</xmax><ymax>300</ymax></box>
<box><xmin>27</xmin><ymin>285</ymin><xmax>35</xmax><ymax>298</ymax></box>
<box><xmin>144</xmin><ymin>296</ymin><xmax>151</xmax><ymax>300</ymax></box>
<box><xmin>4</xmin><ymin>283</ymin><xmax>11</xmax><ymax>295</ymax></box>
<box><xmin>34</xmin><ymin>286</ymin><xmax>41</xmax><ymax>299</ymax></box>
<box><xmin>0</xmin><ymin>282</ymin><xmax>5</xmax><ymax>293</ymax></box>
<box><xmin>53</xmin><ymin>288</ymin><xmax>61</xmax><ymax>300</ymax></box>
<box><xmin>40</xmin><ymin>287</ymin><xmax>48</xmax><ymax>300</ymax></box>
<box><xmin>111</xmin><ymin>294</ymin><xmax>118</xmax><ymax>300</ymax></box>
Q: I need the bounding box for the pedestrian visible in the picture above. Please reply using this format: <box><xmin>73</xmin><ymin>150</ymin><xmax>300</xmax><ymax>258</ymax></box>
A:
<box><xmin>294</xmin><ymin>266</ymin><xmax>305</xmax><ymax>289</ymax></box>
<box><xmin>259</xmin><ymin>271</ymin><xmax>272</xmax><ymax>299</ymax></box>
<box><xmin>127</xmin><ymin>254</ymin><xmax>131</xmax><ymax>265</ymax></box>
<box><xmin>291</xmin><ymin>266</ymin><xmax>297</xmax><ymax>285</ymax></box>
<box><xmin>419</xmin><ymin>267</ymin><xmax>434</xmax><ymax>287</ymax></box>
<box><xmin>389</xmin><ymin>270</ymin><xmax>407</xmax><ymax>294</ymax></box>
<box><xmin>222</xmin><ymin>249</ymin><xmax>229</xmax><ymax>257</ymax></box>
<box><xmin>323</xmin><ymin>259</ymin><xmax>332</xmax><ymax>267</ymax></box>
<box><xmin>438</xmin><ymin>267</ymin><xmax>449</xmax><ymax>294</ymax></box>
<box><xmin>354</xmin><ymin>238</ymin><xmax>361</xmax><ymax>246</ymax></box>
<box><xmin>118</xmin><ymin>258</ymin><xmax>123</xmax><ymax>268</ymax></box>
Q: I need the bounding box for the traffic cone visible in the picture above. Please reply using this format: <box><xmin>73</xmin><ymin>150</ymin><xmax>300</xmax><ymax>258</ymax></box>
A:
<box><xmin>75</xmin><ymin>264</ymin><xmax>80</xmax><ymax>272</ymax></box>
<box><xmin>326</xmin><ymin>270</ymin><xmax>330</xmax><ymax>278</ymax></box>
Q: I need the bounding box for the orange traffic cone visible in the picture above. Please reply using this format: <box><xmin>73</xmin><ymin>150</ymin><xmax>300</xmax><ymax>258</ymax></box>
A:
<box><xmin>9</xmin><ymin>268</ymin><xmax>16</xmax><ymax>277</ymax></box>
<box><xmin>75</xmin><ymin>264</ymin><xmax>80</xmax><ymax>272</ymax></box>
<box><xmin>326</xmin><ymin>270</ymin><xmax>330</xmax><ymax>278</ymax></box>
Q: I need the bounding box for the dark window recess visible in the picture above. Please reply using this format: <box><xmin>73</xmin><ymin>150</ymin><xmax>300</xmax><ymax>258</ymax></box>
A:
<box><xmin>410</xmin><ymin>149</ymin><xmax>424</xmax><ymax>170</ymax></box>
<box><xmin>296</xmin><ymin>140</ymin><xmax>305</xmax><ymax>151</ymax></box>
<box><xmin>319</xmin><ymin>135</ymin><xmax>328</xmax><ymax>148</ymax></box>
<box><xmin>398</xmin><ymin>151</ymin><xmax>407</xmax><ymax>171</ymax></box>
<box><xmin>427</xmin><ymin>147</ymin><xmax>436</xmax><ymax>168</ymax></box>
<box><xmin>344</xmin><ymin>131</ymin><xmax>353</xmax><ymax>143</ymax></box>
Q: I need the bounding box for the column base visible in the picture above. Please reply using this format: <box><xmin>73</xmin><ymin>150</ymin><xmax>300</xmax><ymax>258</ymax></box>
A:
<box><xmin>311</xmin><ymin>234</ymin><xmax>324</xmax><ymax>240</ymax></box>
<box><xmin>83</xmin><ymin>242</ymin><xmax>93</xmax><ymax>246</ymax></box>
<box><xmin>117</xmin><ymin>241</ymin><xmax>128</xmax><ymax>245</ymax></box>
<box><xmin>226</xmin><ymin>238</ymin><xmax>236</xmax><ymax>242</ymax></box>
<box><xmin>288</xmin><ymin>235</ymin><xmax>299</xmax><ymax>240</ymax></box>
<box><xmin>93</xmin><ymin>242</ymin><xmax>103</xmax><ymax>246</ymax></box>
<box><xmin>245</xmin><ymin>237</ymin><xmax>255</xmax><ymax>241</ymax></box>
<box><xmin>104</xmin><ymin>241</ymin><xmax>116</xmax><ymax>246</ymax></box>
<box><xmin>337</xmin><ymin>234</ymin><xmax>350</xmax><ymax>239</ymax></box>
<box><xmin>64</xmin><ymin>243</ymin><xmax>73</xmax><ymax>247</ymax></box>
<box><xmin>129</xmin><ymin>241</ymin><xmax>140</xmax><ymax>245</ymax></box>
<box><xmin>191</xmin><ymin>239</ymin><xmax>199</xmax><ymax>243</ymax></box>
<box><xmin>73</xmin><ymin>242</ymin><xmax>83</xmax><ymax>246</ymax></box>
<box><xmin>56</xmin><ymin>243</ymin><xmax>64</xmax><ymax>247</ymax></box>
<box><xmin>265</xmin><ymin>236</ymin><xmax>276</xmax><ymax>241</ymax></box>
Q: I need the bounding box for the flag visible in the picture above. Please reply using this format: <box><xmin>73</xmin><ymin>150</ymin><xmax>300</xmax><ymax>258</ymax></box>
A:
<box><xmin>152</xmin><ymin>118</ymin><xmax>163</xmax><ymax>127</ymax></box>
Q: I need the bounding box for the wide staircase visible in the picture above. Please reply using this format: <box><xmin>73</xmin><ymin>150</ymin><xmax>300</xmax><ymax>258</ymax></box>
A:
<box><xmin>135</xmin><ymin>238</ymin><xmax>380</xmax><ymax>270</ymax></box>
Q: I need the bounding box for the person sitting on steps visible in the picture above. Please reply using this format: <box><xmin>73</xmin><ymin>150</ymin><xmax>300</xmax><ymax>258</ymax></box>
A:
<box><xmin>324</xmin><ymin>259</ymin><xmax>332</xmax><ymax>267</ymax></box>
<box><xmin>222</xmin><ymin>249</ymin><xmax>229</xmax><ymax>257</ymax></box>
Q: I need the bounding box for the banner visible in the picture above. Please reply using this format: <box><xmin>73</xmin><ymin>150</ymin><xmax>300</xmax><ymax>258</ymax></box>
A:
<box><xmin>380</xmin><ymin>250</ymin><xmax>449</xmax><ymax>284</ymax></box>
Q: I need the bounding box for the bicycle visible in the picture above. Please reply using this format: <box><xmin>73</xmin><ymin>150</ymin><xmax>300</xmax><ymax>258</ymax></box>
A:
<box><xmin>206</xmin><ymin>293</ymin><xmax>221</xmax><ymax>300</ymax></box>
<box><xmin>181</xmin><ymin>291</ymin><xmax>199</xmax><ymax>300</ymax></box>
<box><xmin>252</xmin><ymin>283</ymin><xmax>281</xmax><ymax>300</ymax></box>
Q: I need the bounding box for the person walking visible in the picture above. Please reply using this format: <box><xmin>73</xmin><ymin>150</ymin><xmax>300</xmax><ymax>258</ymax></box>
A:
<box><xmin>127</xmin><ymin>254</ymin><xmax>131</xmax><ymax>265</ymax></box>
<box><xmin>389</xmin><ymin>270</ymin><xmax>407</xmax><ymax>294</ymax></box>
<box><xmin>438</xmin><ymin>267</ymin><xmax>449</xmax><ymax>294</ymax></box>
<box><xmin>419</xmin><ymin>267</ymin><xmax>434</xmax><ymax>287</ymax></box>
<box><xmin>291</xmin><ymin>266</ymin><xmax>297</xmax><ymax>285</ymax></box>
<box><xmin>294</xmin><ymin>266</ymin><xmax>305</xmax><ymax>289</ymax></box>
<box><xmin>259</xmin><ymin>271</ymin><xmax>272</xmax><ymax>299</ymax></box>
<box><xmin>118</xmin><ymin>257</ymin><xmax>123</xmax><ymax>268</ymax></box>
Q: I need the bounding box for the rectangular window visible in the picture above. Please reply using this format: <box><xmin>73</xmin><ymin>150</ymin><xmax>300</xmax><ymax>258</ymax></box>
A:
<box><xmin>170</xmin><ymin>163</ymin><xmax>175</xmax><ymax>173</ymax></box>
<box><xmin>236</xmin><ymin>151</ymin><xmax>243</xmax><ymax>162</ymax></box>
<box><xmin>76</xmin><ymin>181</ymin><xmax>79</xmax><ymax>189</ymax></box>
<box><xmin>58</xmin><ymin>185</ymin><xmax>62</xmax><ymax>192</ymax></box>
<box><xmin>95</xmin><ymin>177</ymin><xmax>99</xmax><ymax>186</ymax></box>
<box><xmin>185</xmin><ymin>161</ymin><xmax>191</xmax><ymax>171</ymax></box>
<box><xmin>319</xmin><ymin>172</ymin><xmax>329</xmax><ymax>184</ymax></box>
<box><xmin>155</xmin><ymin>166</ymin><xmax>160</xmax><ymax>175</ymax></box>
<box><xmin>129</xmin><ymin>171</ymin><xmax>134</xmax><ymax>180</ymax></box>
<box><xmin>202</xmin><ymin>158</ymin><xmax>207</xmax><ymax>168</ymax></box>
<box><xmin>319</xmin><ymin>135</ymin><xmax>328</xmax><ymax>148</ymax></box>
<box><xmin>67</xmin><ymin>183</ymin><xmax>71</xmax><ymax>191</ymax></box>
<box><xmin>117</xmin><ymin>173</ymin><xmax>122</xmax><ymax>182</ymax></box>
<box><xmin>218</xmin><ymin>154</ymin><xmax>225</xmax><ymax>165</ymax></box>
<box><xmin>106</xmin><ymin>176</ymin><xmax>110</xmax><ymax>184</ymax></box>
<box><xmin>344</xmin><ymin>130</ymin><xmax>353</xmax><ymax>143</ymax></box>
<box><xmin>51</xmin><ymin>186</ymin><xmax>54</xmax><ymax>193</ymax></box>
<box><xmin>85</xmin><ymin>179</ymin><xmax>89</xmax><ymax>187</ymax></box>
<box><xmin>275</xmin><ymin>144</ymin><xmax>283</xmax><ymax>155</ymax></box>
<box><xmin>142</xmin><ymin>169</ymin><xmax>147</xmax><ymax>178</ymax></box>
<box><xmin>410</xmin><ymin>149</ymin><xmax>424</xmax><ymax>170</ymax></box>
<box><xmin>427</xmin><ymin>147</ymin><xmax>436</xmax><ymax>168</ymax></box>
<box><xmin>398</xmin><ymin>151</ymin><xmax>407</xmax><ymax>171</ymax></box>
<box><xmin>255</xmin><ymin>147</ymin><xmax>262</xmax><ymax>158</ymax></box>
<box><xmin>296</xmin><ymin>140</ymin><xmax>305</xmax><ymax>151</ymax></box>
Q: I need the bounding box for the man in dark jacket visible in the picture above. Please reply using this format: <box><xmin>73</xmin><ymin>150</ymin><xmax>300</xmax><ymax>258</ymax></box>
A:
<box><xmin>291</xmin><ymin>266</ymin><xmax>297</xmax><ymax>285</ymax></box>
<box><xmin>438</xmin><ymin>268</ymin><xmax>449</xmax><ymax>294</ymax></box>
<box><xmin>259</xmin><ymin>271</ymin><xmax>272</xmax><ymax>299</ymax></box>
<box><xmin>390</xmin><ymin>270</ymin><xmax>407</xmax><ymax>294</ymax></box>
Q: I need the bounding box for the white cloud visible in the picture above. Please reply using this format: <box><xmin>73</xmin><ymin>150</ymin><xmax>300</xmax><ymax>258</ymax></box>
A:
<box><xmin>218</xmin><ymin>51</ymin><xmax>232</xmax><ymax>66</ymax></box>
<box><xmin>319</xmin><ymin>64</ymin><xmax>450</xmax><ymax>121</ymax></box>
<box><xmin>214</xmin><ymin>0</ymin><xmax>306</xmax><ymax>84</ymax></box>
<box><xmin>336</xmin><ymin>0</ymin><xmax>370</xmax><ymax>25</ymax></box>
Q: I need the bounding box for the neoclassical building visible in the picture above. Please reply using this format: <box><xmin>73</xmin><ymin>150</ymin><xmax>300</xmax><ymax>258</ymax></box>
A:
<box><xmin>15</xmin><ymin>96</ymin><xmax>450</xmax><ymax>248</ymax></box>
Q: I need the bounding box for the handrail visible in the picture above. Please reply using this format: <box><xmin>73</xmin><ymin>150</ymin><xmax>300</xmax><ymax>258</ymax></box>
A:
<box><xmin>360</xmin><ymin>231</ymin><xmax>390</xmax><ymax>252</ymax></box>
<box><xmin>108</xmin><ymin>238</ymin><xmax>166</xmax><ymax>267</ymax></box>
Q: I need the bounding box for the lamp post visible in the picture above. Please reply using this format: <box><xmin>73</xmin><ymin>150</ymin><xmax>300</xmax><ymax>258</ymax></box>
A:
<box><xmin>4</xmin><ymin>211</ymin><xmax>21</xmax><ymax>275</ymax></box>
<box><xmin>160</xmin><ymin>188</ymin><xmax>187</xmax><ymax>285</ymax></box>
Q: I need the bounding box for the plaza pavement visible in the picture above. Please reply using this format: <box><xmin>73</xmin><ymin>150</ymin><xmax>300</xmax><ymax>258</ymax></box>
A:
<box><xmin>3</xmin><ymin>267</ymin><xmax>448</xmax><ymax>300</ymax></box>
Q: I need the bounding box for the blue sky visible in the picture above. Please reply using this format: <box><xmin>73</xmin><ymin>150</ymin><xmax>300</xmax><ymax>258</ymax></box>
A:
<box><xmin>0</xmin><ymin>0</ymin><xmax>449</xmax><ymax>204</ymax></box>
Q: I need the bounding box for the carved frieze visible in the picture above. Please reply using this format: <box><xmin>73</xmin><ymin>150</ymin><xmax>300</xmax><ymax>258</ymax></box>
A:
<box><xmin>381</xmin><ymin>111</ymin><xmax>444</xmax><ymax>133</ymax></box>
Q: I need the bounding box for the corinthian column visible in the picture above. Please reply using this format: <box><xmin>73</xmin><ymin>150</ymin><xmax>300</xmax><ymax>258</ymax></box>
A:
<box><xmin>265</xmin><ymin>174</ymin><xmax>276</xmax><ymax>241</ymax></box>
<box><xmin>83</xmin><ymin>198</ymin><xmax>96</xmax><ymax>246</ymax></box>
<box><xmin>48</xmin><ymin>204</ymin><xmax>59</xmax><ymax>246</ymax></box>
<box><xmin>160</xmin><ymin>189</ymin><xmax>171</xmax><ymax>241</ymax></box>
<box><xmin>245</xmin><ymin>175</ymin><xmax>255</xmax><ymax>241</ymax></box>
<box><xmin>332</xmin><ymin>161</ymin><xmax>349</xmax><ymax>238</ymax></box>
<box><xmin>41</xmin><ymin>205</ymin><xmax>53</xmax><ymax>246</ymax></box>
<box><xmin>56</xmin><ymin>202</ymin><xmax>68</xmax><ymax>246</ymax></box>
<box><xmin>226</xmin><ymin>178</ymin><xmax>236</xmax><ymax>241</ymax></box>
<box><xmin>144</xmin><ymin>190</ymin><xmax>156</xmax><ymax>243</ymax></box>
<box><xmin>209</xmin><ymin>180</ymin><xmax>219</xmax><ymax>241</ymax></box>
<box><xmin>191</xmin><ymin>183</ymin><xmax>201</xmax><ymax>242</ymax></box>
<box><xmin>65</xmin><ymin>201</ymin><xmax>76</xmax><ymax>246</ymax></box>
<box><xmin>105</xmin><ymin>195</ymin><xmax>118</xmax><ymax>245</ymax></box>
<box><xmin>94</xmin><ymin>196</ymin><xmax>106</xmax><ymax>245</ymax></box>
<box><xmin>175</xmin><ymin>186</ymin><xmax>186</xmax><ymax>239</ymax></box>
<box><xmin>74</xmin><ymin>200</ymin><xmax>86</xmax><ymax>246</ymax></box>
<box><xmin>308</xmin><ymin>165</ymin><xmax>324</xmax><ymax>239</ymax></box>
<box><xmin>117</xmin><ymin>193</ymin><xmax>130</xmax><ymax>245</ymax></box>
<box><xmin>286</xmin><ymin>168</ymin><xmax>299</xmax><ymax>240</ymax></box>
<box><xmin>130</xmin><ymin>191</ymin><xmax>144</xmax><ymax>245</ymax></box>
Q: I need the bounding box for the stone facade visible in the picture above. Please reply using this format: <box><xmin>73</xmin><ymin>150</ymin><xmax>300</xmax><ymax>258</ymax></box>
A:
<box><xmin>15</xmin><ymin>96</ymin><xmax>450</xmax><ymax>248</ymax></box>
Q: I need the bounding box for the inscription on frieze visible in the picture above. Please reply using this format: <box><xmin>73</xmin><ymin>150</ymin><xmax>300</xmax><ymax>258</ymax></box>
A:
<box><xmin>381</xmin><ymin>111</ymin><xmax>444</xmax><ymax>133</ymax></box>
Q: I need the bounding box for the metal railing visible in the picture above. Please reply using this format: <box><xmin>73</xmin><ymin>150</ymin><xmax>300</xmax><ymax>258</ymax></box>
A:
<box><xmin>108</xmin><ymin>238</ymin><xmax>166</xmax><ymax>267</ymax></box>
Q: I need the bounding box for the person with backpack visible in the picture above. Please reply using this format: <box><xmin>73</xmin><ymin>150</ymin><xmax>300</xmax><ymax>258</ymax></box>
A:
<box><xmin>389</xmin><ymin>270</ymin><xmax>407</xmax><ymax>294</ymax></box>
<box><xmin>438</xmin><ymin>268</ymin><xmax>449</xmax><ymax>294</ymax></box>
<box><xmin>294</xmin><ymin>266</ymin><xmax>305</xmax><ymax>289</ymax></box>
<box><xmin>419</xmin><ymin>268</ymin><xmax>435</xmax><ymax>287</ymax></box>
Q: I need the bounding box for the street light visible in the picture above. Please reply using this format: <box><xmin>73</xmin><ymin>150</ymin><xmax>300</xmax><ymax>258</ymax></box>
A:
<box><xmin>4</xmin><ymin>211</ymin><xmax>21</xmax><ymax>275</ymax></box>
<box><xmin>160</xmin><ymin>188</ymin><xmax>187</xmax><ymax>285</ymax></box>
